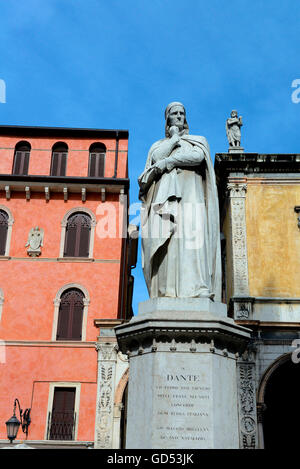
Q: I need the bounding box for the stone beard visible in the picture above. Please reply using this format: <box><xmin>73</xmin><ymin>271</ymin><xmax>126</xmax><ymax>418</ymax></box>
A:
<box><xmin>138</xmin><ymin>102</ymin><xmax>222</xmax><ymax>300</ymax></box>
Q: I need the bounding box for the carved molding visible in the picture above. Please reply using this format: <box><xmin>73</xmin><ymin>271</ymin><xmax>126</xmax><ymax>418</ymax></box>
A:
<box><xmin>0</xmin><ymin>205</ymin><xmax>14</xmax><ymax>257</ymax></box>
<box><xmin>114</xmin><ymin>367</ymin><xmax>129</xmax><ymax>405</ymax></box>
<box><xmin>237</xmin><ymin>356</ymin><xmax>258</xmax><ymax>449</ymax></box>
<box><xmin>120</xmin><ymin>331</ymin><xmax>247</xmax><ymax>358</ymax></box>
<box><xmin>94</xmin><ymin>342</ymin><xmax>118</xmax><ymax>449</ymax></box>
<box><xmin>227</xmin><ymin>182</ymin><xmax>249</xmax><ymax>298</ymax></box>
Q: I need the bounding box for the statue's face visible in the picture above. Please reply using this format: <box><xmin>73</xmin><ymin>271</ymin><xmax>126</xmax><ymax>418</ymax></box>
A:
<box><xmin>168</xmin><ymin>105</ymin><xmax>185</xmax><ymax>130</ymax></box>
<box><xmin>231</xmin><ymin>111</ymin><xmax>237</xmax><ymax>117</ymax></box>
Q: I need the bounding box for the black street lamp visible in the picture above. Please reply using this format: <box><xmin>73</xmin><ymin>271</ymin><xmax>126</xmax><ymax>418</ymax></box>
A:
<box><xmin>5</xmin><ymin>399</ymin><xmax>31</xmax><ymax>444</ymax></box>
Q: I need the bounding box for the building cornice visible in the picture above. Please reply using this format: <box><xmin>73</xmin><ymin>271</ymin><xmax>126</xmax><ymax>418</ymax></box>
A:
<box><xmin>0</xmin><ymin>124</ymin><xmax>128</xmax><ymax>139</ymax></box>
<box><xmin>0</xmin><ymin>174</ymin><xmax>129</xmax><ymax>200</ymax></box>
<box><xmin>215</xmin><ymin>152</ymin><xmax>300</xmax><ymax>211</ymax></box>
<box><xmin>215</xmin><ymin>152</ymin><xmax>300</xmax><ymax>178</ymax></box>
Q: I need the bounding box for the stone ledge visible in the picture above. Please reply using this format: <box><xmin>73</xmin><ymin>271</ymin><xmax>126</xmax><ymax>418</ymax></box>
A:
<box><xmin>138</xmin><ymin>297</ymin><xmax>227</xmax><ymax>317</ymax></box>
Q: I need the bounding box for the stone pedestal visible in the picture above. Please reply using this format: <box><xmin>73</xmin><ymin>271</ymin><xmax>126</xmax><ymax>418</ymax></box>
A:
<box><xmin>228</xmin><ymin>146</ymin><xmax>244</xmax><ymax>153</ymax></box>
<box><xmin>115</xmin><ymin>298</ymin><xmax>251</xmax><ymax>449</ymax></box>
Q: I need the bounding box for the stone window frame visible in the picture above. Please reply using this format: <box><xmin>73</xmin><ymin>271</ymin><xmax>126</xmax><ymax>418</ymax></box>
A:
<box><xmin>44</xmin><ymin>381</ymin><xmax>81</xmax><ymax>441</ymax></box>
<box><xmin>51</xmin><ymin>283</ymin><xmax>90</xmax><ymax>341</ymax></box>
<box><xmin>59</xmin><ymin>207</ymin><xmax>97</xmax><ymax>259</ymax></box>
<box><xmin>0</xmin><ymin>205</ymin><xmax>14</xmax><ymax>258</ymax></box>
<box><xmin>0</xmin><ymin>288</ymin><xmax>4</xmax><ymax>322</ymax></box>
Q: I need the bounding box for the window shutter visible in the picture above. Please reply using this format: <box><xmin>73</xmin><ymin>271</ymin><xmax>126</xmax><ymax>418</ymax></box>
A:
<box><xmin>23</xmin><ymin>152</ymin><xmax>30</xmax><ymax>174</ymax></box>
<box><xmin>0</xmin><ymin>211</ymin><xmax>8</xmax><ymax>256</ymax></box>
<box><xmin>57</xmin><ymin>289</ymin><xmax>84</xmax><ymax>340</ymax></box>
<box><xmin>56</xmin><ymin>301</ymin><xmax>70</xmax><ymax>340</ymax></box>
<box><xmin>60</xmin><ymin>152</ymin><xmax>67</xmax><ymax>176</ymax></box>
<box><xmin>97</xmin><ymin>153</ymin><xmax>105</xmax><ymax>177</ymax></box>
<box><xmin>64</xmin><ymin>213</ymin><xmax>91</xmax><ymax>258</ymax></box>
<box><xmin>13</xmin><ymin>151</ymin><xmax>30</xmax><ymax>175</ymax></box>
<box><xmin>53</xmin><ymin>388</ymin><xmax>75</xmax><ymax>414</ymax></box>
<box><xmin>78</xmin><ymin>223</ymin><xmax>91</xmax><ymax>257</ymax></box>
<box><xmin>89</xmin><ymin>152</ymin><xmax>105</xmax><ymax>177</ymax></box>
<box><xmin>64</xmin><ymin>223</ymin><xmax>77</xmax><ymax>257</ymax></box>
<box><xmin>51</xmin><ymin>152</ymin><xmax>67</xmax><ymax>176</ymax></box>
<box><xmin>89</xmin><ymin>153</ymin><xmax>97</xmax><ymax>176</ymax></box>
<box><xmin>50</xmin><ymin>388</ymin><xmax>76</xmax><ymax>440</ymax></box>
<box><xmin>72</xmin><ymin>301</ymin><xmax>84</xmax><ymax>340</ymax></box>
<box><xmin>51</xmin><ymin>152</ymin><xmax>59</xmax><ymax>176</ymax></box>
<box><xmin>13</xmin><ymin>151</ymin><xmax>22</xmax><ymax>174</ymax></box>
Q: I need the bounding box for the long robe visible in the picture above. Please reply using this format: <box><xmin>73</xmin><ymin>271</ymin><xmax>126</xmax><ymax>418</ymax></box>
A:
<box><xmin>138</xmin><ymin>134</ymin><xmax>222</xmax><ymax>301</ymax></box>
<box><xmin>226</xmin><ymin>118</ymin><xmax>241</xmax><ymax>146</ymax></box>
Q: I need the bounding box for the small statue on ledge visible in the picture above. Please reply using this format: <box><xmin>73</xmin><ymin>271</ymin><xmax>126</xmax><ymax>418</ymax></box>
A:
<box><xmin>226</xmin><ymin>110</ymin><xmax>243</xmax><ymax>151</ymax></box>
<box><xmin>26</xmin><ymin>226</ymin><xmax>44</xmax><ymax>257</ymax></box>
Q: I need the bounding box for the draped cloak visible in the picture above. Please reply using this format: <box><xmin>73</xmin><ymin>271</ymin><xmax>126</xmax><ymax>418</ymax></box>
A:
<box><xmin>138</xmin><ymin>134</ymin><xmax>222</xmax><ymax>302</ymax></box>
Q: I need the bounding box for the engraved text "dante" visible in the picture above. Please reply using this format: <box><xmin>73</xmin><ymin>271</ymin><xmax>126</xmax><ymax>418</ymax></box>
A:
<box><xmin>167</xmin><ymin>374</ymin><xmax>201</xmax><ymax>382</ymax></box>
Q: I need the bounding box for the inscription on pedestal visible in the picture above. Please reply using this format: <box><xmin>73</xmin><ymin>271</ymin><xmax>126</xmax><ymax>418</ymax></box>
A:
<box><xmin>153</xmin><ymin>370</ymin><xmax>212</xmax><ymax>447</ymax></box>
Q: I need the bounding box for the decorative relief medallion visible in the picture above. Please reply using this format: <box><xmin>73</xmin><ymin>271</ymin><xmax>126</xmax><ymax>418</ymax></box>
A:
<box><xmin>25</xmin><ymin>226</ymin><xmax>44</xmax><ymax>257</ymax></box>
<box><xmin>236</xmin><ymin>303</ymin><xmax>249</xmax><ymax>319</ymax></box>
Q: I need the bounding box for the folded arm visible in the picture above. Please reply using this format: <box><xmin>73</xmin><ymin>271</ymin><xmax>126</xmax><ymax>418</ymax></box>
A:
<box><xmin>163</xmin><ymin>146</ymin><xmax>205</xmax><ymax>171</ymax></box>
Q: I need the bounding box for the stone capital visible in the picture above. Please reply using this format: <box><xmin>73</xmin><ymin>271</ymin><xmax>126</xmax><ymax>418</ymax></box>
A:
<box><xmin>96</xmin><ymin>342</ymin><xmax>119</xmax><ymax>361</ymax></box>
<box><xmin>227</xmin><ymin>182</ymin><xmax>247</xmax><ymax>198</ymax></box>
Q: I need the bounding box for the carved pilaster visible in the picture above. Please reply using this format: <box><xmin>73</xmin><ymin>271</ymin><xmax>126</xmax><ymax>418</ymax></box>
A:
<box><xmin>256</xmin><ymin>402</ymin><xmax>267</xmax><ymax>449</ymax></box>
<box><xmin>94</xmin><ymin>342</ymin><xmax>118</xmax><ymax>449</ymax></box>
<box><xmin>227</xmin><ymin>183</ymin><xmax>249</xmax><ymax>310</ymax></box>
<box><xmin>237</xmin><ymin>353</ymin><xmax>258</xmax><ymax>449</ymax></box>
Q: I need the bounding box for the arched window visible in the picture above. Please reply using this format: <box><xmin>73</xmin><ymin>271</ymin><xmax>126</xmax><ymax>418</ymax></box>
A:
<box><xmin>59</xmin><ymin>208</ymin><xmax>96</xmax><ymax>259</ymax></box>
<box><xmin>63</xmin><ymin>212</ymin><xmax>91</xmax><ymax>258</ymax></box>
<box><xmin>12</xmin><ymin>141</ymin><xmax>31</xmax><ymax>175</ymax></box>
<box><xmin>50</xmin><ymin>142</ymin><xmax>68</xmax><ymax>176</ymax></box>
<box><xmin>88</xmin><ymin>143</ymin><xmax>106</xmax><ymax>177</ymax></box>
<box><xmin>56</xmin><ymin>288</ymin><xmax>84</xmax><ymax>340</ymax></box>
<box><xmin>0</xmin><ymin>210</ymin><xmax>8</xmax><ymax>256</ymax></box>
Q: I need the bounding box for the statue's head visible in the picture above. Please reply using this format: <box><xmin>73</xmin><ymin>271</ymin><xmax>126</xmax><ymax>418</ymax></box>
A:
<box><xmin>165</xmin><ymin>102</ymin><xmax>189</xmax><ymax>138</ymax></box>
<box><xmin>231</xmin><ymin>110</ymin><xmax>238</xmax><ymax>117</ymax></box>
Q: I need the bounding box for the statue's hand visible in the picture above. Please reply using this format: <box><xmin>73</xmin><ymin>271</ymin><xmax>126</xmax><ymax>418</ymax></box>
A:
<box><xmin>154</xmin><ymin>159</ymin><xmax>167</xmax><ymax>173</ymax></box>
<box><xmin>169</xmin><ymin>126</ymin><xmax>180</xmax><ymax>137</ymax></box>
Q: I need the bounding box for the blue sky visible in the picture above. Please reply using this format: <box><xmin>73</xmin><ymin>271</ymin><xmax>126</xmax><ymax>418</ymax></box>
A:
<box><xmin>0</xmin><ymin>0</ymin><xmax>300</xmax><ymax>312</ymax></box>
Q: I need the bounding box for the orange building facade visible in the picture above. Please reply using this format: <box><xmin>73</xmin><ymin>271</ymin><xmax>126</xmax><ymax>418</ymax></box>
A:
<box><xmin>0</xmin><ymin>125</ymin><xmax>135</xmax><ymax>448</ymax></box>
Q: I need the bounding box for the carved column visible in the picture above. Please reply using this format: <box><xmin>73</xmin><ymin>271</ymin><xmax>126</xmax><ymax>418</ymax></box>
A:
<box><xmin>237</xmin><ymin>351</ymin><xmax>258</xmax><ymax>448</ymax></box>
<box><xmin>227</xmin><ymin>182</ymin><xmax>251</xmax><ymax>318</ymax></box>
<box><xmin>94</xmin><ymin>341</ymin><xmax>118</xmax><ymax>449</ymax></box>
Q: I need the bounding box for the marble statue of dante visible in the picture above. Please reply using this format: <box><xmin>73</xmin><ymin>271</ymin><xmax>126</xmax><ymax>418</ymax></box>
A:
<box><xmin>226</xmin><ymin>110</ymin><xmax>243</xmax><ymax>147</ymax></box>
<box><xmin>138</xmin><ymin>102</ymin><xmax>222</xmax><ymax>301</ymax></box>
